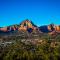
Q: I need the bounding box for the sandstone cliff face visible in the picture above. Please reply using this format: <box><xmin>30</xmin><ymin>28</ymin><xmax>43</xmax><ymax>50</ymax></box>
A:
<box><xmin>48</xmin><ymin>24</ymin><xmax>60</xmax><ymax>32</ymax></box>
<box><xmin>7</xmin><ymin>25</ymin><xmax>18</xmax><ymax>31</ymax></box>
<box><xmin>55</xmin><ymin>26</ymin><xmax>60</xmax><ymax>31</ymax></box>
<box><xmin>39</xmin><ymin>23</ymin><xmax>60</xmax><ymax>34</ymax></box>
<box><xmin>0</xmin><ymin>27</ymin><xmax>7</xmax><ymax>32</ymax></box>
<box><xmin>0</xmin><ymin>25</ymin><xmax>18</xmax><ymax>32</ymax></box>
<box><xmin>18</xmin><ymin>20</ymin><xmax>38</xmax><ymax>31</ymax></box>
<box><xmin>0</xmin><ymin>20</ymin><xmax>60</xmax><ymax>34</ymax></box>
<box><xmin>47</xmin><ymin>24</ymin><xmax>60</xmax><ymax>34</ymax></box>
<box><xmin>0</xmin><ymin>20</ymin><xmax>38</xmax><ymax>32</ymax></box>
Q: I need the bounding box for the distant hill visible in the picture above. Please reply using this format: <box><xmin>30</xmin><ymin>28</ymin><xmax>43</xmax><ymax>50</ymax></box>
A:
<box><xmin>0</xmin><ymin>19</ymin><xmax>60</xmax><ymax>35</ymax></box>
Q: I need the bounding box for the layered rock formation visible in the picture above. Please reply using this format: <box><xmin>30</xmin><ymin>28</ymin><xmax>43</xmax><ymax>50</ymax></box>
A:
<box><xmin>18</xmin><ymin>20</ymin><xmax>38</xmax><ymax>31</ymax></box>
<box><xmin>0</xmin><ymin>19</ymin><xmax>60</xmax><ymax>34</ymax></box>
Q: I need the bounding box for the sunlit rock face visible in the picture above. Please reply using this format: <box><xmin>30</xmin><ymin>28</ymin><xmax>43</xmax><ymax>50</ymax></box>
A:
<box><xmin>18</xmin><ymin>20</ymin><xmax>38</xmax><ymax>32</ymax></box>
<box><xmin>47</xmin><ymin>24</ymin><xmax>55</xmax><ymax>31</ymax></box>
<box><xmin>48</xmin><ymin>24</ymin><xmax>60</xmax><ymax>35</ymax></box>
<box><xmin>0</xmin><ymin>25</ymin><xmax>18</xmax><ymax>32</ymax></box>
<box><xmin>0</xmin><ymin>20</ymin><xmax>60</xmax><ymax>34</ymax></box>
<box><xmin>7</xmin><ymin>25</ymin><xmax>18</xmax><ymax>32</ymax></box>
<box><xmin>48</xmin><ymin>24</ymin><xmax>60</xmax><ymax>31</ymax></box>
<box><xmin>55</xmin><ymin>26</ymin><xmax>60</xmax><ymax>31</ymax></box>
<box><xmin>0</xmin><ymin>27</ymin><xmax>7</xmax><ymax>32</ymax></box>
<box><xmin>39</xmin><ymin>24</ymin><xmax>60</xmax><ymax>33</ymax></box>
<box><xmin>39</xmin><ymin>24</ymin><xmax>54</xmax><ymax>33</ymax></box>
<box><xmin>48</xmin><ymin>24</ymin><xmax>60</xmax><ymax>32</ymax></box>
<box><xmin>0</xmin><ymin>20</ymin><xmax>38</xmax><ymax>33</ymax></box>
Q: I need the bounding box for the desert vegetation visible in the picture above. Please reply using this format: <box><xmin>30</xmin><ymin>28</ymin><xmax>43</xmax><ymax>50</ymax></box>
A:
<box><xmin>0</xmin><ymin>31</ymin><xmax>60</xmax><ymax>60</ymax></box>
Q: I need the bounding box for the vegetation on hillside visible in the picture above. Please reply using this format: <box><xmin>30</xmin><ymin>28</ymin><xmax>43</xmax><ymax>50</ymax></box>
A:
<box><xmin>0</xmin><ymin>32</ymin><xmax>60</xmax><ymax>60</ymax></box>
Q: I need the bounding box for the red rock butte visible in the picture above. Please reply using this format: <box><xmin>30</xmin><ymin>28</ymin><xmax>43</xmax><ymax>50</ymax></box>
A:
<box><xmin>0</xmin><ymin>19</ymin><xmax>60</xmax><ymax>34</ymax></box>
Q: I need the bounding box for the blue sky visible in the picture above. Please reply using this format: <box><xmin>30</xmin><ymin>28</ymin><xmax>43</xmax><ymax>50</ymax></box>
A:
<box><xmin>0</xmin><ymin>0</ymin><xmax>60</xmax><ymax>27</ymax></box>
